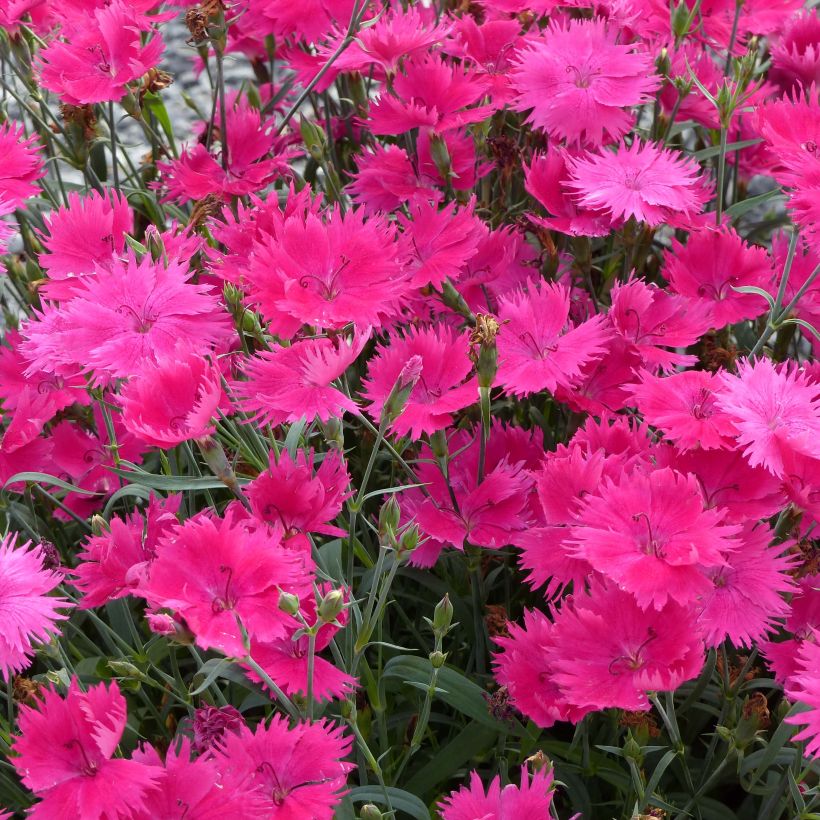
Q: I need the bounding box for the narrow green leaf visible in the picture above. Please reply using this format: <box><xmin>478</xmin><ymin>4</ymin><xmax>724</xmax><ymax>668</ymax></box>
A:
<box><xmin>3</xmin><ymin>472</ymin><xmax>100</xmax><ymax>495</ymax></box>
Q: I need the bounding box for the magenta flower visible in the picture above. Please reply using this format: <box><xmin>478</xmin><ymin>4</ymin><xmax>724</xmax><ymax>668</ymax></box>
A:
<box><xmin>716</xmin><ymin>358</ymin><xmax>820</xmax><ymax>477</ymax></box>
<box><xmin>247</xmin><ymin>448</ymin><xmax>351</xmax><ymax>538</ymax></box>
<box><xmin>566</xmin><ymin>140</ymin><xmax>711</xmax><ymax>226</ymax></box>
<box><xmin>770</xmin><ymin>11</ymin><xmax>820</xmax><ymax>93</ymax></box>
<box><xmin>786</xmin><ymin>635</ymin><xmax>820</xmax><ymax>758</ymax></box>
<box><xmin>37</xmin><ymin>0</ymin><xmax>163</xmax><ymax>104</ymax></box>
<box><xmin>362</xmin><ymin>324</ymin><xmax>477</xmax><ymax>439</ymax></box>
<box><xmin>570</xmin><ymin>467</ymin><xmax>740</xmax><ymax>610</ymax></box>
<box><xmin>511</xmin><ymin>18</ymin><xmax>659</xmax><ymax>146</ymax></box>
<box><xmin>12</xmin><ymin>681</ymin><xmax>161</xmax><ymax>819</ymax></box>
<box><xmin>664</xmin><ymin>226</ymin><xmax>775</xmax><ymax>327</ymax></box>
<box><xmin>118</xmin><ymin>348</ymin><xmax>223</xmax><ymax>448</ymax></box>
<box><xmin>548</xmin><ymin>583</ymin><xmax>704</xmax><ymax>712</ymax></box>
<box><xmin>496</xmin><ymin>279</ymin><xmax>611</xmax><ymax>396</ymax></box>
<box><xmin>0</xmin><ymin>122</ymin><xmax>45</xmax><ymax>206</ymax></box>
<box><xmin>697</xmin><ymin>524</ymin><xmax>797</xmax><ymax>649</ymax></box>
<box><xmin>21</xmin><ymin>253</ymin><xmax>231</xmax><ymax>383</ymax></box>
<box><xmin>144</xmin><ymin>511</ymin><xmax>306</xmax><ymax>657</ymax></box>
<box><xmin>38</xmin><ymin>190</ymin><xmax>133</xmax><ymax>300</ymax></box>
<box><xmin>213</xmin><ymin>715</ymin><xmax>353</xmax><ymax>818</ymax></box>
<box><xmin>0</xmin><ymin>534</ymin><xmax>68</xmax><ymax>678</ymax></box>
<box><xmin>238</xmin><ymin>333</ymin><xmax>365</xmax><ymax>427</ymax></box>
<box><xmin>439</xmin><ymin>763</ymin><xmax>555</xmax><ymax>820</ymax></box>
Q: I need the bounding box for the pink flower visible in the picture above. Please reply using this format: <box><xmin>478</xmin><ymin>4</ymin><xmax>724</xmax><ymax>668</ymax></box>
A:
<box><xmin>247</xmin><ymin>448</ymin><xmax>351</xmax><ymax>537</ymax></box>
<box><xmin>118</xmin><ymin>348</ymin><xmax>223</xmax><ymax>448</ymax></box>
<box><xmin>37</xmin><ymin>0</ymin><xmax>163</xmax><ymax>104</ymax></box>
<box><xmin>144</xmin><ymin>511</ymin><xmax>306</xmax><ymax>656</ymax></box>
<box><xmin>439</xmin><ymin>763</ymin><xmax>555</xmax><ymax>820</ymax></box>
<box><xmin>548</xmin><ymin>583</ymin><xmax>704</xmax><ymax>711</ymax></box>
<box><xmin>627</xmin><ymin>369</ymin><xmax>736</xmax><ymax>451</ymax></box>
<box><xmin>38</xmin><ymin>189</ymin><xmax>133</xmax><ymax>300</ymax></box>
<box><xmin>191</xmin><ymin>704</ymin><xmax>244</xmax><ymax>755</ymax></box>
<box><xmin>159</xmin><ymin>103</ymin><xmax>293</xmax><ymax>203</ymax></box>
<box><xmin>565</xmin><ymin>140</ymin><xmax>711</xmax><ymax>226</ymax></box>
<box><xmin>362</xmin><ymin>324</ymin><xmax>477</xmax><ymax>439</ymax></box>
<box><xmin>785</xmin><ymin>635</ymin><xmax>820</xmax><ymax>758</ymax></box>
<box><xmin>664</xmin><ymin>226</ymin><xmax>775</xmax><ymax>326</ymax></box>
<box><xmin>0</xmin><ymin>122</ymin><xmax>45</xmax><ymax>206</ymax></box>
<box><xmin>12</xmin><ymin>681</ymin><xmax>161</xmax><ymax>819</ymax></box>
<box><xmin>697</xmin><ymin>524</ymin><xmax>797</xmax><ymax>649</ymax></box>
<box><xmin>716</xmin><ymin>358</ymin><xmax>820</xmax><ymax>477</ymax></box>
<box><xmin>0</xmin><ymin>534</ymin><xmax>68</xmax><ymax>678</ymax></box>
<box><xmin>510</xmin><ymin>18</ymin><xmax>659</xmax><ymax>146</ymax></box>
<box><xmin>21</xmin><ymin>253</ymin><xmax>231</xmax><ymax>383</ymax></box>
<box><xmin>73</xmin><ymin>495</ymin><xmax>181</xmax><ymax>609</ymax></box>
<box><xmin>570</xmin><ymin>467</ymin><xmax>740</xmax><ymax>610</ymax></box>
<box><xmin>213</xmin><ymin>715</ymin><xmax>353</xmax><ymax>818</ymax></box>
<box><xmin>770</xmin><ymin>10</ymin><xmax>820</xmax><ymax>93</ymax></box>
<box><xmin>245</xmin><ymin>205</ymin><xmax>410</xmax><ymax>334</ymax></box>
<box><xmin>496</xmin><ymin>279</ymin><xmax>611</xmax><ymax>396</ymax></box>
<box><xmin>493</xmin><ymin>608</ymin><xmax>592</xmax><ymax>727</ymax></box>
<box><xmin>237</xmin><ymin>332</ymin><xmax>365</xmax><ymax>427</ymax></box>
<box><xmin>255</xmin><ymin>0</ymin><xmax>359</xmax><ymax>43</ymax></box>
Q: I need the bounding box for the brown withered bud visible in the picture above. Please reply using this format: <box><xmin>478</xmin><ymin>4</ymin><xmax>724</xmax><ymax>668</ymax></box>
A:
<box><xmin>483</xmin><ymin>685</ymin><xmax>516</xmax><ymax>723</ymax></box>
<box><xmin>141</xmin><ymin>68</ymin><xmax>173</xmax><ymax>96</ymax></box>
<box><xmin>484</xmin><ymin>603</ymin><xmax>510</xmax><ymax>639</ymax></box>
<box><xmin>742</xmin><ymin>691</ymin><xmax>771</xmax><ymax>731</ymax></box>
<box><xmin>59</xmin><ymin>103</ymin><xmax>97</xmax><ymax>141</ymax></box>
<box><xmin>469</xmin><ymin>313</ymin><xmax>501</xmax><ymax>348</ymax></box>
<box><xmin>13</xmin><ymin>676</ymin><xmax>42</xmax><ymax>705</ymax></box>
<box><xmin>185</xmin><ymin>7</ymin><xmax>209</xmax><ymax>43</ymax></box>
<box><xmin>619</xmin><ymin>710</ymin><xmax>661</xmax><ymax>738</ymax></box>
<box><xmin>189</xmin><ymin>193</ymin><xmax>223</xmax><ymax>228</ymax></box>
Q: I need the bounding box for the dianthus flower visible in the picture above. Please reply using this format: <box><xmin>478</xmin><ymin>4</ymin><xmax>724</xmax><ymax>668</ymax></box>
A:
<box><xmin>628</xmin><ymin>369</ymin><xmax>735</xmax><ymax>451</ymax></box>
<box><xmin>159</xmin><ymin>103</ymin><xmax>292</xmax><ymax>203</ymax></box>
<box><xmin>510</xmin><ymin>18</ymin><xmax>658</xmax><ymax>146</ymax></box>
<box><xmin>664</xmin><ymin>226</ymin><xmax>775</xmax><ymax>326</ymax></box>
<box><xmin>21</xmin><ymin>253</ymin><xmax>231</xmax><ymax>383</ymax></box>
<box><xmin>118</xmin><ymin>348</ymin><xmax>223</xmax><ymax>448</ymax></box>
<box><xmin>570</xmin><ymin>467</ymin><xmax>739</xmax><ymax>610</ymax></box>
<box><xmin>144</xmin><ymin>511</ymin><xmax>306</xmax><ymax>657</ymax></box>
<box><xmin>37</xmin><ymin>190</ymin><xmax>133</xmax><ymax>300</ymax></box>
<box><xmin>770</xmin><ymin>10</ymin><xmax>820</xmax><ymax>93</ymax></box>
<box><xmin>362</xmin><ymin>324</ymin><xmax>477</xmax><ymax>439</ymax></box>
<box><xmin>565</xmin><ymin>140</ymin><xmax>711</xmax><ymax>226</ymax></box>
<box><xmin>697</xmin><ymin>524</ymin><xmax>797</xmax><ymax>648</ymax></box>
<box><xmin>237</xmin><ymin>332</ymin><xmax>365</xmax><ymax>427</ymax></box>
<box><xmin>547</xmin><ymin>583</ymin><xmax>704</xmax><ymax>711</ymax></box>
<box><xmin>12</xmin><ymin>681</ymin><xmax>161</xmax><ymax>819</ymax></box>
<box><xmin>247</xmin><ymin>448</ymin><xmax>351</xmax><ymax>538</ymax></box>
<box><xmin>213</xmin><ymin>715</ymin><xmax>353</xmax><ymax>818</ymax></box>
<box><xmin>496</xmin><ymin>279</ymin><xmax>611</xmax><ymax>396</ymax></box>
<box><xmin>785</xmin><ymin>635</ymin><xmax>820</xmax><ymax>758</ymax></box>
<box><xmin>0</xmin><ymin>534</ymin><xmax>68</xmax><ymax>678</ymax></box>
<box><xmin>37</xmin><ymin>0</ymin><xmax>163</xmax><ymax>104</ymax></box>
<box><xmin>254</xmin><ymin>0</ymin><xmax>359</xmax><ymax>43</ymax></box>
<box><xmin>439</xmin><ymin>763</ymin><xmax>555</xmax><ymax>820</ymax></box>
<box><xmin>245</xmin><ymin>205</ymin><xmax>410</xmax><ymax>334</ymax></box>
<box><xmin>0</xmin><ymin>122</ymin><xmax>45</xmax><ymax>206</ymax></box>
<box><xmin>716</xmin><ymin>358</ymin><xmax>820</xmax><ymax>477</ymax></box>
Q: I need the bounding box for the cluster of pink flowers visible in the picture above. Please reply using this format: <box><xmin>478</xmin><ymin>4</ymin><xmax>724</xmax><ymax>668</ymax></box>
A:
<box><xmin>0</xmin><ymin>0</ymin><xmax>819</xmax><ymax>815</ymax></box>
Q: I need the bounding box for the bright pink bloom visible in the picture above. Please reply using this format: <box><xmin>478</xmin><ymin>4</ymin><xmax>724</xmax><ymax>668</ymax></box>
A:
<box><xmin>362</xmin><ymin>324</ymin><xmax>477</xmax><ymax>439</ymax></box>
<box><xmin>439</xmin><ymin>763</ymin><xmax>555</xmax><ymax>820</ymax></box>
<box><xmin>21</xmin><ymin>253</ymin><xmax>231</xmax><ymax>383</ymax></box>
<box><xmin>0</xmin><ymin>199</ymin><xmax>15</xmax><ymax>255</ymax></box>
<box><xmin>566</xmin><ymin>141</ymin><xmax>711</xmax><ymax>226</ymax></box>
<box><xmin>771</xmin><ymin>11</ymin><xmax>820</xmax><ymax>92</ymax></box>
<box><xmin>398</xmin><ymin>198</ymin><xmax>483</xmax><ymax>289</ymax></box>
<box><xmin>0</xmin><ymin>534</ymin><xmax>68</xmax><ymax>678</ymax></box>
<box><xmin>716</xmin><ymin>358</ymin><xmax>820</xmax><ymax>477</ymax></box>
<box><xmin>697</xmin><ymin>524</ymin><xmax>797</xmax><ymax>649</ymax></box>
<box><xmin>496</xmin><ymin>279</ymin><xmax>611</xmax><ymax>396</ymax></box>
<box><xmin>771</xmin><ymin>232</ymin><xmax>820</xmax><ymax>353</ymax></box>
<box><xmin>570</xmin><ymin>467</ymin><xmax>739</xmax><ymax>610</ymax></box>
<box><xmin>37</xmin><ymin>0</ymin><xmax>163</xmax><ymax>104</ymax></box>
<box><xmin>245</xmin><ymin>205</ymin><xmax>410</xmax><ymax>334</ymax></box>
<box><xmin>493</xmin><ymin>609</ymin><xmax>591</xmax><ymax>727</ymax></box>
<box><xmin>510</xmin><ymin>18</ymin><xmax>658</xmax><ymax>146</ymax></box>
<box><xmin>38</xmin><ymin>189</ymin><xmax>132</xmax><ymax>300</ymax></box>
<box><xmin>628</xmin><ymin>369</ymin><xmax>736</xmax><ymax>451</ymax></box>
<box><xmin>237</xmin><ymin>332</ymin><xmax>365</xmax><ymax>427</ymax></box>
<box><xmin>0</xmin><ymin>122</ymin><xmax>45</xmax><ymax>206</ymax></box>
<box><xmin>191</xmin><ymin>704</ymin><xmax>244</xmax><ymax>755</ymax></box>
<box><xmin>12</xmin><ymin>681</ymin><xmax>161</xmax><ymax>819</ymax></box>
<box><xmin>785</xmin><ymin>635</ymin><xmax>820</xmax><ymax>758</ymax></box>
<box><xmin>255</xmin><ymin>0</ymin><xmax>359</xmax><ymax>43</ymax></box>
<box><xmin>548</xmin><ymin>583</ymin><xmax>704</xmax><ymax>711</ymax></box>
<box><xmin>73</xmin><ymin>495</ymin><xmax>181</xmax><ymax>608</ymax></box>
<box><xmin>159</xmin><ymin>103</ymin><xmax>292</xmax><ymax>203</ymax></box>
<box><xmin>213</xmin><ymin>715</ymin><xmax>353</xmax><ymax>818</ymax></box>
<box><xmin>247</xmin><ymin>448</ymin><xmax>351</xmax><ymax>537</ymax></box>
<box><xmin>118</xmin><ymin>348</ymin><xmax>222</xmax><ymax>448</ymax></box>
<box><xmin>664</xmin><ymin>226</ymin><xmax>775</xmax><ymax>326</ymax></box>
<box><xmin>144</xmin><ymin>511</ymin><xmax>306</xmax><ymax>656</ymax></box>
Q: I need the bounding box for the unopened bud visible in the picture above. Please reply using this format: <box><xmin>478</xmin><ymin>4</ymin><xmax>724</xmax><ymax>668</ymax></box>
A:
<box><xmin>359</xmin><ymin>805</ymin><xmax>383</xmax><ymax>820</ymax></box>
<box><xmin>429</xmin><ymin>650</ymin><xmax>447</xmax><ymax>668</ymax></box>
<box><xmin>429</xmin><ymin>133</ymin><xmax>451</xmax><ymax>182</ymax></box>
<box><xmin>382</xmin><ymin>355</ymin><xmax>422</xmax><ymax>424</ymax></box>
<box><xmin>432</xmin><ymin>594</ymin><xmax>454</xmax><ymax>635</ymax></box>
<box><xmin>278</xmin><ymin>590</ymin><xmax>300</xmax><ymax>616</ymax></box>
<box><xmin>671</xmin><ymin>0</ymin><xmax>693</xmax><ymax>38</ymax></box>
<box><xmin>108</xmin><ymin>660</ymin><xmax>145</xmax><ymax>680</ymax></box>
<box><xmin>91</xmin><ymin>515</ymin><xmax>109</xmax><ymax>536</ymax></box>
<box><xmin>301</xmin><ymin>118</ymin><xmax>327</xmax><ymax>163</ymax></box>
<box><xmin>623</xmin><ymin>732</ymin><xmax>642</xmax><ymax>762</ymax></box>
<box><xmin>398</xmin><ymin>524</ymin><xmax>419</xmax><ymax>555</ymax></box>
<box><xmin>526</xmin><ymin>750</ymin><xmax>552</xmax><ymax>774</ymax></box>
<box><xmin>318</xmin><ymin>589</ymin><xmax>345</xmax><ymax>623</ymax></box>
<box><xmin>378</xmin><ymin>496</ymin><xmax>401</xmax><ymax>539</ymax></box>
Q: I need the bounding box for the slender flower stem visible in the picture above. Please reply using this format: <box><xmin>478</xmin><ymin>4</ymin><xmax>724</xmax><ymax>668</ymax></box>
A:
<box><xmin>108</xmin><ymin>100</ymin><xmax>119</xmax><ymax>191</ymax></box>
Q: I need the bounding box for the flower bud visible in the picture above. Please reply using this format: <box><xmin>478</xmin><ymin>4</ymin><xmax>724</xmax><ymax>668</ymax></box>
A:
<box><xmin>278</xmin><ymin>590</ymin><xmax>300</xmax><ymax>616</ymax></box>
<box><xmin>432</xmin><ymin>594</ymin><xmax>454</xmax><ymax>635</ymax></box>
<box><xmin>429</xmin><ymin>133</ymin><xmax>451</xmax><ymax>181</ymax></box>
<box><xmin>108</xmin><ymin>660</ymin><xmax>146</xmax><ymax>680</ymax></box>
<box><xmin>301</xmin><ymin>118</ymin><xmax>328</xmax><ymax>163</ymax></box>
<box><xmin>359</xmin><ymin>805</ymin><xmax>383</xmax><ymax>820</ymax></box>
<box><xmin>671</xmin><ymin>0</ymin><xmax>693</xmax><ymax>38</ymax></box>
<box><xmin>382</xmin><ymin>355</ymin><xmax>422</xmax><ymax>424</ymax></box>
<box><xmin>525</xmin><ymin>750</ymin><xmax>552</xmax><ymax>775</ymax></box>
<box><xmin>397</xmin><ymin>524</ymin><xmax>419</xmax><ymax>556</ymax></box>
<box><xmin>91</xmin><ymin>515</ymin><xmax>109</xmax><ymax>536</ymax></box>
<box><xmin>318</xmin><ymin>589</ymin><xmax>345</xmax><ymax>623</ymax></box>
<box><xmin>623</xmin><ymin>732</ymin><xmax>643</xmax><ymax>762</ymax></box>
<box><xmin>429</xmin><ymin>650</ymin><xmax>447</xmax><ymax>668</ymax></box>
<box><xmin>378</xmin><ymin>496</ymin><xmax>401</xmax><ymax>540</ymax></box>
